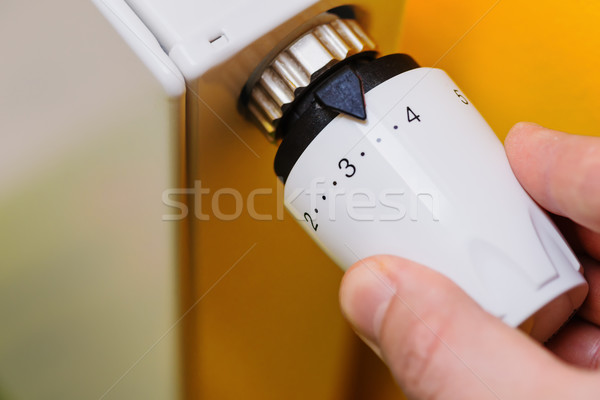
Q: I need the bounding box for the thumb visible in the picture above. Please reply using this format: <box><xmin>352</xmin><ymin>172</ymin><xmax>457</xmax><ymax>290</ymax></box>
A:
<box><xmin>340</xmin><ymin>255</ymin><xmax>584</xmax><ymax>400</ymax></box>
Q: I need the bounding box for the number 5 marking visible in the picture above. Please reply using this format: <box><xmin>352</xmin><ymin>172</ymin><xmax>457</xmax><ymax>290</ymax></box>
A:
<box><xmin>454</xmin><ymin>89</ymin><xmax>469</xmax><ymax>105</ymax></box>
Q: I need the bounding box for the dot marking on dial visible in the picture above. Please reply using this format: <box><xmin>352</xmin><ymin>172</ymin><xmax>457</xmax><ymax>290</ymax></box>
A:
<box><xmin>393</xmin><ymin>125</ymin><xmax>398</xmax><ymax>130</ymax></box>
<box><xmin>333</xmin><ymin>181</ymin><xmax>337</xmax><ymax>186</ymax></box>
<box><xmin>322</xmin><ymin>195</ymin><xmax>326</xmax><ymax>200</ymax></box>
<box><xmin>315</xmin><ymin>209</ymin><xmax>319</xmax><ymax>213</ymax></box>
<box><xmin>360</xmin><ymin>152</ymin><xmax>365</xmax><ymax>156</ymax></box>
<box><xmin>376</xmin><ymin>138</ymin><xmax>382</xmax><ymax>143</ymax></box>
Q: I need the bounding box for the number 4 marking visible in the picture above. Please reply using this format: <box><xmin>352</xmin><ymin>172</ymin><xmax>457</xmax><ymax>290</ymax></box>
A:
<box><xmin>406</xmin><ymin>106</ymin><xmax>421</xmax><ymax>123</ymax></box>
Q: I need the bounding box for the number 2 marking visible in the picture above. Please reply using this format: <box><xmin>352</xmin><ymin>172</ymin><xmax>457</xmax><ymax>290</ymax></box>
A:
<box><xmin>338</xmin><ymin>158</ymin><xmax>356</xmax><ymax>178</ymax></box>
<box><xmin>304</xmin><ymin>212</ymin><xmax>318</xmax><ymax>232</ymax></box>
<box><xmin>454</xmin><ymin>89</ymin><xmax>469</xmax><ymax>105</ymax></box>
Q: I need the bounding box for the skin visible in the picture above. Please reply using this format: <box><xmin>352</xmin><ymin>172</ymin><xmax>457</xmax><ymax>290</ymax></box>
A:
<box><xmin>339</xmin><ymin>123</ymin><xmax>600</xmax><ymax>399</ymax></box>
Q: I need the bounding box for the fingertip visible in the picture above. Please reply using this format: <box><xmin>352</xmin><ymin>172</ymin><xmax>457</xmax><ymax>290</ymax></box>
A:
<box><xmin>342</xmin><ymin>255</ymin><xmax>417</xmax><ymax>296</ymax></box>
<box><xmin>505</xmin><ymin>123</ymin><xmax>600</xmax><ymax>230</ymax></box>
<box><xmin>504</xmin><ymin>123</ymin><xmax>550</xmax><ymax>203</ymax></box>
<box><xmin>505</xmin><ymin>122</ymin><xmax>543</xmax><ymax>149</ymax></box>
<box><xmin>340</xmin><ymin>256</ymin><xmax>400</xmax><ymax>343</ymax></box>
<box><xmin>507</xmin><ymin>121</ymin><xmax>543</xmax><ymax>137</ymax></box>
<box><xmin>340</xmin><ymin>255</ymin><xmax>432</xmax><ymax>346</ymax></box>
<box><xmin>505</xmin><ymin>122</ymin><xmax>555</xmax><ymax>166</ymax></box>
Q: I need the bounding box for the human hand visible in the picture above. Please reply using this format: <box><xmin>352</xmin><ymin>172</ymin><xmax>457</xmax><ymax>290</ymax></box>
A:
<box><xmin>339</xmin><ymin>122</ymin><xmax>600</xmax><ymax>399</ymax></box>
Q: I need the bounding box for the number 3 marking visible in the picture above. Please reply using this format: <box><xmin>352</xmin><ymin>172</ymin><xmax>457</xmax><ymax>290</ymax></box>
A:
<box><xmin>338</xmin><ymin>158</ymin><xmax>356</xmax><ymax>178</ymax></box>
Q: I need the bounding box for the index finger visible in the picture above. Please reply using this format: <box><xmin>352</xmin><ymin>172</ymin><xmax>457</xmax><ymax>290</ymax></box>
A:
<box><xmin>505</xmin><ymin>122</ymin><xmax>600</xmax><ymax>233</ymax></box>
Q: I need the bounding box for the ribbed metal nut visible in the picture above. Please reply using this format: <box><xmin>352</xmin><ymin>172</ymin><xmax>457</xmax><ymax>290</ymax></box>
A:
<box><xmin>247</xmin><ymin>18</ymin><xmax>376</xmax><ymax>140</ymax></box>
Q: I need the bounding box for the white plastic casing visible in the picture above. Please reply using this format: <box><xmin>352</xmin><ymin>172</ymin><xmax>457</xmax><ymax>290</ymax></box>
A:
<box><xmin>284</xmin><ymin>67</ymin><xmax>586</xmax><ymax>327</ymax></box>
<box><xmin>124</xmin><ymin>0</ymin><xmax>322</xmax><ymax>79</ymax></box>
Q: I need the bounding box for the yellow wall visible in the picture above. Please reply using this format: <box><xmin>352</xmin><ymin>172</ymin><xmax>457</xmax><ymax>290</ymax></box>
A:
<box><xmin>400</xmin><ymin>0</ymin><xmax>600</xmax><ymax>140</ymax></box>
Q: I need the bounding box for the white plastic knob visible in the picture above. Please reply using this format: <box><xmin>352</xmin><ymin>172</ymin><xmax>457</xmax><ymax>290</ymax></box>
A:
<box><xmin>283</xmin><ymin>67</ymin><xmax>587</xmax><ymax>328</ymax></box>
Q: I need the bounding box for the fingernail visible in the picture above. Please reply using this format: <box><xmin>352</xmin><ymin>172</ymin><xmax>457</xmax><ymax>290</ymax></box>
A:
<box><xmin>355</xmin><ymin>331</ymin><xmax>384</xmax><ymax>359</ymax></box>
<box><xmin>340</xmin><ymin>263</ymin><xmax>396</xmax><ymax>344</ymax></box>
